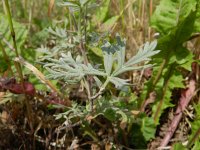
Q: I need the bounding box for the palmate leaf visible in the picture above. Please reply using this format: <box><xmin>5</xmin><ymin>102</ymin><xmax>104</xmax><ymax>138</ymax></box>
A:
<box><xmin>125</xmin><ymin>40</ymin><xmax>158</xmax><ymax>67</ymax></box>
<box><xmin>47</xmin><ymin>27</ymin><xmax>67</xmax><ymax>38</ymax></box>
<box><xmin>112</xmin><ymin>40</ymin><xmax>159</xmax><ymax>76</ymax></box>
<box><xmin>45</xmin><ymin>34</ymin><xmax>159</xmax><ymax>89</ymax></box>
<box><xmin>45</xmin><ymin>51</ymin><xmax>106</xmax><ymax>83</ymax></box>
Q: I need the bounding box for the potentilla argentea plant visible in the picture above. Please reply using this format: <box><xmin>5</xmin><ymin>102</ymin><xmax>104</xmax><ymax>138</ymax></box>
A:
<box><xmin>44</xmin><ymin>34</ymin><xmax>160</xmax><ymax>100</ymax></box>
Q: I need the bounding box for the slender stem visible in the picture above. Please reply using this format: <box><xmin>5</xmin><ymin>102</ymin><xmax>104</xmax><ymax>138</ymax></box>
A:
<box><xmin>4</xmin><ymin>0</ymin><xmax>20</xmax><ymax>57</ymax></box>
<box><xmin>153</xmin><ymin>59</ymin><xmax>167</xmax><ymax>86</ymax></box>
<box><xmin>4</xmin><ymin>0</ymin><xmax>33</xmax><ymax>131</ymax></box>
<box><xmin>90</xmin><ymin>77</ymin><xmax>110</xmax><ymax>101</ymax></box>
<box><xmin>153</xmin><ymin>64</ymin><xmax>175</xmax><ymax>123</ymax></box>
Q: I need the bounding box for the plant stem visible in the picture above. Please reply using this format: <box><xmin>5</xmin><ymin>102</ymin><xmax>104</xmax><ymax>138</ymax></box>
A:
<box><xmin>153</xmin><ymin>64</ymin><xmax>175</xmax><ymax>123</ymax></box>
<box><xmin>4</xmin><ymin>0</ymin><xmax>33</xmax><ymax>131</ymax></box>
<box><xmin>90</xmin><ymin>77</ymin><xmax>110</xmax><ymax>101</ymax></box>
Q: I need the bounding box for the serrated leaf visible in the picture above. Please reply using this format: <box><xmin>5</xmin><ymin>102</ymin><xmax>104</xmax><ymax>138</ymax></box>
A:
<box><xmin>141</xmin><ymin>117</ymin><xmax>156</xmax><ymax>141</ymax></box>
<box><xmin>151</xmin><ymin>0</ymin><xmax>197</xmax><ymax>35</ymax></box>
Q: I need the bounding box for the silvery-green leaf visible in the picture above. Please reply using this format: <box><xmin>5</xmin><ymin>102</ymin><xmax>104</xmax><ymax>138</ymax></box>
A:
<box><xmin>109</xmin><ymin>77</ymin><xmax>130</xmax><ymax>88</ymax></box>
<box><xmin>125</xmin><ymin>40</ymin><xmax>160</xmax><ymax>67</ymax></box>
<box><xmin>113</xmin><ymin>64</ymin><xmax>152</xmax><ymax>76</ymax></box>
<box><xmin>93</xmin><ymin>76</ymin><xmax>103</xmax><ymax>87</ymax></box>
<box><xmin>101</xmin><ymin>41</ymin><xmax>114</xmax><ymax>75</ymax></box>
<box><xmin>47</xmin><ymin>27</ymin><xmax>67</xmax><ymax>38</ymax></box>
<box><xmin>37</xmin><ymin>46</ymin><xmax>49</xmax><ymax>53</ymax></box>
<box><xmin>115</xmin><ymin>34</ymin><xmax>126</xmax><ymax>70</ymax></box>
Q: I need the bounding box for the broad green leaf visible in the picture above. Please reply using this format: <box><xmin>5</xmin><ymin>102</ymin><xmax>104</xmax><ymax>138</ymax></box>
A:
<box><xmin>166</xmin><ymin>70</ymin><xmax>185</xmax><ymax>89</ymax></box>
<box><xmin>141</xmin><ymin>117</ymin><xmax>156</xmax><ymax>141</ymax></box>
<box><xmin>147</xmin><ymin>0</ymin><xmax>200</xmax><ymax>125</ymax></box>
<box><xmin>173</xmin><ymin>143</ymin><xmax>187</xmax><ymax>150</ymax></box>
<box><xmin>151</xmin><ymin>0</ymin><xmax>197</xmax><ymax>35</ymax></box>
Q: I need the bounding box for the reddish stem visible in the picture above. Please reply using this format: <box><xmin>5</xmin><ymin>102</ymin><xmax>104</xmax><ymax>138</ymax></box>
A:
<box><xmin>160</xmin><ymin>79</ymin><xmax>196</xmax><ymax>147</ymax></box>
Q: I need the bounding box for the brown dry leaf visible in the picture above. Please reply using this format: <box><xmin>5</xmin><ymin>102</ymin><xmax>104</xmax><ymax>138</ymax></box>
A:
<box><xmin>14</xmin><ymin>57</ymin><xmax>72</xmax><ymax>106</ymax></box>
<box><xmin>69</xmin><ymin>137</ymin><xmax>79</xmax><ymax>150</ymax></box>
<box><xmin>105</xmin><ymin>142</ymin><xmax>112</xmax><ymax>150</ymax></box>
<box><xmin>0</xmin><ymin>92</ymin><xmax>5</xmax><ymax>101</ymax></box>
<box><xmin>86</xmin><ymin>115</ymin><xmax>95</xmax><ymax>121</ymax></box>
<box><xmin>120</xmin><ymin>121</ymin><xmax>127</xmax><ymax>130</ymax></box>
<box><xmin>1</xmin><ymin>110</ymin><xmax>9</xmax><ymax>124</ymax></box>
<box><xmin>131</xmin><ymin>110</ymin><xmax>140</xmax><ymax>115</ymax></box>
<box><xmin>91</xmin><ymin>144</ymin><xmax>101</xmax><ymax>150</ymax></box>
<box><xmin>48</xmin><ymin>0</ymin><xmax>55</xmax><ymax>17</ymax></box>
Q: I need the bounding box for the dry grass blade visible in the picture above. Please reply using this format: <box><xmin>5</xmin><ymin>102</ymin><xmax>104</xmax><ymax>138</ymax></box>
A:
<box><xmin>14</xmin><ymin>57</ymin><xmax>71</xmax><ymax>106</ymax></box>
<box><xmin>48</xmin><ymin>0</ymin><xmax>55</xmax><ymax>17</ymax></box>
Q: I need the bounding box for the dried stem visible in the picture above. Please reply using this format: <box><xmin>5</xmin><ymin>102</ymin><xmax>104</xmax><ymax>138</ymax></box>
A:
<box><xmin>160</xmin><ymin>79</ymin><xmax>196</xmax><ymax>147</ymax></box>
